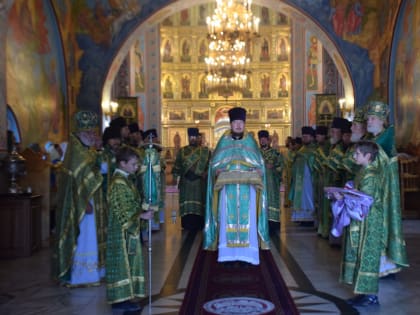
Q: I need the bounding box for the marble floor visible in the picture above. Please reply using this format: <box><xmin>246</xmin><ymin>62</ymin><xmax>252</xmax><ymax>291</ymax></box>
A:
<box><xmin>0</xmin><ymin>204</ymin><xmax>419</xmax><ymax>315</ymax></box>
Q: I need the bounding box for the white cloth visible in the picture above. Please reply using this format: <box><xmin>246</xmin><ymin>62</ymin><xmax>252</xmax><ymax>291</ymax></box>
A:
<box><xmin>60</xmin><ymin>142</ymin><xmax>68</xmax><ymax>161</ymax></box>
<box><xmin>379</xmin><ymin>255</ymin><xmax>399</xmax><ymax>275</ymax></box>
<box><xmin>217</xmin><ymin>186</ymin><xmax>260</xmax><ymax>265</ymax></box>
<box><xmin>69</xmin><ymin>201</ymin><xmax>104</xmax><ymax>285</ymax></box>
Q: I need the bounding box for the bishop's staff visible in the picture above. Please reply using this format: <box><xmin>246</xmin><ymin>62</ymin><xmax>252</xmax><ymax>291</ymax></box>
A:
<box><xmin>146</xmin><ymin>132</ymin><xmax>154</xmax><ymax>315</ymax></box>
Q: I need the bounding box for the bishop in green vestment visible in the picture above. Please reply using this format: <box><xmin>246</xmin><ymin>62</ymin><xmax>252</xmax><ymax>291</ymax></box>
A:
<box><xmin>52</xmin><ymin>111</ymin><xmax>106</xmax><ymax>286</ymax></box>
<box><xmin>366</xmin><ymin>101</ymin><xmax>408</xmax><ymax>275</ymax></box>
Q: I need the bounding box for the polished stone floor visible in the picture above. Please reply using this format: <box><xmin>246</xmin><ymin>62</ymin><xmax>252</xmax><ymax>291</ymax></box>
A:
<box><xmin>0</xmin><ymin>203</ymin><xmax>419</xmax><ymax>315</ymax></box>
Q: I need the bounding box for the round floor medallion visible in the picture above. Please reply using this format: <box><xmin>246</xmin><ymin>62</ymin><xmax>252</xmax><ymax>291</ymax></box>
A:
<box><xmin>203</xmin><ymin>297</ymin><xmax>275</xmax><ymax>315</ymax></box>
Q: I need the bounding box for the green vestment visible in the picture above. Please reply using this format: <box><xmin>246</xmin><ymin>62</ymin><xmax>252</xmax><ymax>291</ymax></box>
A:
<box><xmin>52</xmin><ymin>133</ymin><xmax>106</xmax><ymax>283</ymax></box>
<box><xmin>260</xmin><ymin>147</ymin><xmax>284</xmax><ymax>222</ymax></box>
<box><xmin>324</xmin><ymin>141</ymin><xmax>348</xmax><ymax>187</ymax></box>
<box><xmin>312</xmin><ymin>142</ymin><xmax>331</xmax><ymax>236</ymax></box>
<box><xmin>340</xmin><ymin>160</ymin><xmax>384</xmax><ymax>294</ymax></box>
<box><xmin>370</xmin><ymin>125</ymin><xmax>397</xmax><ymax>157</ymax></box>
<box><xmin>204</xmin><ymin>131</ymin><xmax>270</xmax><ymax>252</ymax></box>
<box><xmin>318</xmin><ymin>141</ymin><xmax>347</xmax><ymax>237</ymax></box>
<box><xmin>289</xmin><ymin>142</ymin><xmax>317</xmax><ymax>221</ymax></box>
<box><xmin>283</xmin><ymin>149</ymin><xmax>296</xmax><ymax>207</ymax></box>
<box><xmin>172</xmin><ymin>145</ymin><xmax>211</xmax><ymax>217</ymax></box>
<box><xmin>138</xmin><ymin>145</ymin><xmax>166</xmax><ymax>224</ymax></box>
<box><xmin>106</xmin><ymin>169</ymin><xmax>146</xmax><ymax>303</ymax></box>
<box><xmin>369</xmin><ymin>126</ymin><xmax>408</xmax><ymax>270</ymax></box>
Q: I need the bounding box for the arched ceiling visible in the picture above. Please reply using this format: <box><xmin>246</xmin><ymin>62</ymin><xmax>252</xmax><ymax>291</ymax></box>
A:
<box><xmin>102</xmin><ymin>0</ymin><xmax>355</xmax><ymax>110</ymax></box>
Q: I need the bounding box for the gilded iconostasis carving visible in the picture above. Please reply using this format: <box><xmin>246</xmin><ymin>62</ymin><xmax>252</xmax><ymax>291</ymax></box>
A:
<box><xmin>159</xmin><ymin>4</ymin><xmax>292</xmax><ymax>149</ymax></box>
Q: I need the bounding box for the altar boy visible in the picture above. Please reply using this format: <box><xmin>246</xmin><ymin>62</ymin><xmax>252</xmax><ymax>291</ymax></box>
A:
<box><xmin>106</xmin><ymin>147</ymin><xmax>154</xmax><ymax>311</ymax></box>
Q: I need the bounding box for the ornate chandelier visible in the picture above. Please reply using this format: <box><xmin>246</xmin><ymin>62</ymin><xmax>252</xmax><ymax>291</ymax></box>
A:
<box><xmin>205</xmin><ymin>0</ymin><xmax>260</xmax><ymax>96</ymax></box>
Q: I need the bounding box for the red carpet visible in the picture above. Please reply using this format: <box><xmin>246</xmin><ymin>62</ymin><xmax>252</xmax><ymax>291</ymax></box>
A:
<box><xmin>180</xmin><ymin>249</ymin><xmax>299</xmax><ymax>315</ymax></box>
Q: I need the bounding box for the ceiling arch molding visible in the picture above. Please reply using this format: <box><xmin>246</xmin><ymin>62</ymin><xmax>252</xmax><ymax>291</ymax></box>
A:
<box><xmin>102</xmin><ymin>0</ymin><xmax>373</xmax><ymax>115</ymax></box>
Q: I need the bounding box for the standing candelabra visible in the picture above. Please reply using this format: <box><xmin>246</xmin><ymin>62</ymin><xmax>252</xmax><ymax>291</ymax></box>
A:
<box><xmin>6</xmin><ymin>147</ymin><xmax>26</xmax><ymax>194</ymax></box>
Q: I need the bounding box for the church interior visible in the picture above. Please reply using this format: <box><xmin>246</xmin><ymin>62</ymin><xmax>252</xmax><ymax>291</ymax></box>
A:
<box><xmin>1</xmin><ymin>1</ymin><xmax>420</xmax><ymax>314</ymax></box>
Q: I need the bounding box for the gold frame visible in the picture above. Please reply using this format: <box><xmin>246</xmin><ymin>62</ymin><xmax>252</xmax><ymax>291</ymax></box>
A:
<box><xmin>192</xmin><ymin>109</ymin><xmax>210</xmax><ymax>121</ymax></box>
<box><xmin>168</xmin><ymin>109</ymin><xmax>187</xmax><ymax>121</ymax></box>
<box><xmin>169</xmin><ymin>128</ymin><xmax>187</xmax><ymax>148</ymax></box>
<box><xmin>266</xmin><ymin>107</ymin><xmax>285</xmax><ymax>121</ymax></box>
<box><xmin>116</xmin><ymin>97</ymin><xmax>138</xmax><ymax>124</ymax></box>
<box><xmin>245</xmin><ymin>108</ymin><xmax>260</xmax><ymax>120</ymax></box>
<box><xmin>316</xmin><ymin>94</ymin><xmax>337</xmax><ymax>127</ymax></box>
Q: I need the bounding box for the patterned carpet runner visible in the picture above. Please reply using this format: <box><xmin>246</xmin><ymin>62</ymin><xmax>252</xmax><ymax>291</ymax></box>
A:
<box><xmin>180</xmin><ymin>249</ymin><xmax>299</xmax><ymax>315</ymax></box>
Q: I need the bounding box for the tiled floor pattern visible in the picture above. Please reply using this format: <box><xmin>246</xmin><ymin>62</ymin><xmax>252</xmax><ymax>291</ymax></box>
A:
<box><xmin>1</xmin><ymin>208</ymin><xmax>419</xmax><ymax>315</ymax></box>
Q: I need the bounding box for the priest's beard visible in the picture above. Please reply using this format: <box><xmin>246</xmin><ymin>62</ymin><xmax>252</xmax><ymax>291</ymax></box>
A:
<box><xmin>330</xmin><ymin>137</ymin><xmax>339</xmax><ymax>145</ymax></box>
<box><xmin>260</xmin><ymin>144</ymin><xmax>269</xmax><ymax>149</ymax></box>
<box><xmin>231</xmin><ymin>132</ymin><xmax>244</xmax><ymax>140</ymax></box>
<box><xmin>350</xmin><ymin>132</ymin><xmax>364</xmax><ymax>143</ymax></box>
<box><xmin>367</xmin><ymin>125</ymin><xmax>383</xmax><ymax>136</ymax></box>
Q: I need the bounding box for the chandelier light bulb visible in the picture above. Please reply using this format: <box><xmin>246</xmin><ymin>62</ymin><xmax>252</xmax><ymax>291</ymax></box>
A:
<box><xmin>205</xmin><ymin>0</ymin><xmax>260</xmax><ymax>95</ymax></box>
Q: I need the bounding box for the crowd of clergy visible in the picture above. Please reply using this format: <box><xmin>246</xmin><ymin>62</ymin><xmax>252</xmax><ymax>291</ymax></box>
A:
<box><xmin>52</xmin><ymin>112</ymin><xmax>167</xmax><ymax>312</ymax></box>
<box><xmin>284</xmin><ymin>100</ymin><xmax>408</xmax><ymax>307</ymax></box>
<box><xmin>50</xmin><ymin>100</ymin><xmax>409</xmax><ymax>312</ymax></box>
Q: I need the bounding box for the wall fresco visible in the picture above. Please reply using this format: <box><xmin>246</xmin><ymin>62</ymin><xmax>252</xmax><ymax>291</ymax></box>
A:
<box><xmin>329</xmin><ymin>0</ymin><xmax>402</xmax><ymax>101</ymax></box>
<box><xmin>6</xmin><ymin>0</ymin><xmax>67</xmax><ymax>148</ymax></box>
<box><xmin>391</xmin><ymin>0</ymin><xmax>420</xmax><ymax>150</ymax></box>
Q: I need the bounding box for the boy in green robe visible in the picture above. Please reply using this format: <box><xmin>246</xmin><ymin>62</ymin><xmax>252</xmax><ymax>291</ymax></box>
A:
<box><xmin>333</xmin><ymin>141</ymin><xmax>384</xmax><ymax>306</ymax></box>
<box><xmin>106</xmin><ymin>147</ymin><xmax>154</xmax><ymax>311</ymax></box>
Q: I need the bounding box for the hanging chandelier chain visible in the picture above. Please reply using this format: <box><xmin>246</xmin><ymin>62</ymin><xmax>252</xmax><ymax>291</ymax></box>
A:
<box><xmin>205</xmin><ymin>0</ymin><xmax>260</xmax><ymax>95</ymax></box>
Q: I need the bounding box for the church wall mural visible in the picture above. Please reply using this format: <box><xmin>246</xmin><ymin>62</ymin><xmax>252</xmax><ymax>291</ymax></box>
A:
<box><xmin>328</xmin><ymin>0</ymin><xmax>402</xmax><ymax>102</ymax></box>
<box><xmin>130</xmin><ymin>35</ymin><xmax>146</xmax><ymax>129</ymax></box>
<box><xmin>305</xmin><ymin>31</ymin><xmax>323</xmax><ymax>126</ymax></box>
<box><xmin>390</xmin><ymin>0</ymin><xmax>420</xmax><ymax>152</ymax></box>
<box><xmin>6</xmin><ymin>0</ymin><xmax>67</xmax><ymax>148</ymax></box>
